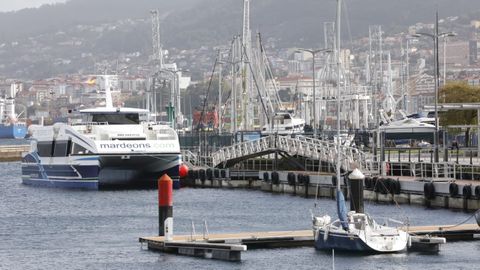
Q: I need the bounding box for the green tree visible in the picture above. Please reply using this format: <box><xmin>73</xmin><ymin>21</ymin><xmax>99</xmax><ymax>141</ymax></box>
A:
<box><xmin>439</xmin><ymin>81</ymin><xmax>480</xmax><ymax>146</ymax></box>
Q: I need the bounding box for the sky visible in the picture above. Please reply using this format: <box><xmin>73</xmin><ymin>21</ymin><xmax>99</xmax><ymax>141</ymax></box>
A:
<box><xmin>0</xmin><ymin>0</ymin><xmax>68</xmax><ymax>12</ymax></box>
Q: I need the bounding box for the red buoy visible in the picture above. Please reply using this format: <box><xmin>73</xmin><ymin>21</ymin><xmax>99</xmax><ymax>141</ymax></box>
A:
<box><xmin>179</xmin><ymin>164</ymin><xmax>189</xmax><ymax>178</ymax></box>
<box><xmin>158</xmin><ymin>174</ymin><xmax>173</xmax><ymax>236</ymax></box>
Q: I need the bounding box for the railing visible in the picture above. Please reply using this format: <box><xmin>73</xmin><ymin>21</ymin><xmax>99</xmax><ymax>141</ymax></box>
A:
<box><xmin>380</xmin><ymin>147</ymin><xmax>480</xmax><ymax>180</ymax></box>
<box><xmin>211</xmin><ymin>134</ymin><xmax>375</xmax><ymax>174</ymax></box>
<box><xmin>181</xmin><ymin>149</ymin><xmax>213</xmax><ymax>167</ymax></box>
<box><xmin>382</xmin><ymin>147</ymin><xmax>480</xmax><ymax>165</ymax></box>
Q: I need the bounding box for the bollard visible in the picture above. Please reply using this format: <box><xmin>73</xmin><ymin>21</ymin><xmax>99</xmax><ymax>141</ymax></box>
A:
<box><xmin>348</xmin><ymin>169</ymin><xmax>365</xmax><ymax>213</ymax></box>
<box><xmin>158</xmin><ymin>174</ymin><xmax>173</xmax><ymax>236</ymax></box>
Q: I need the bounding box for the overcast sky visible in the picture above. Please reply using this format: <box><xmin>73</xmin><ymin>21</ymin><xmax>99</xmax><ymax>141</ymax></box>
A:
<box><xmin>0</xmin><ymin>0</ymin><xmax>68</xmax><ymax>12</ymax></box>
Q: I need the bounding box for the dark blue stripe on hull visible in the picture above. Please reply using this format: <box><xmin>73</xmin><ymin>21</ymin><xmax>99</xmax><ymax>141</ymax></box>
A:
<box><xmin>22</xmin><ymin>164</ymin><xmax>100</xmax><ymax>179</ymax></box>
<box><xmin>314</xmin><ymin>231</ymin><xmax>373</xmax><ymax>252</ymax></box>
<box><xmin>22</xmin><ymin>178</ymin><xmax>98</xmax><ymax>190</ymax></box>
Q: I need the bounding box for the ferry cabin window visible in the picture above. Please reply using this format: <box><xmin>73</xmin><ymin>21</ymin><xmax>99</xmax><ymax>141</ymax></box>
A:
<box><xmin>72</xmin><ymin>143</ymin><xmax>90</xmax><ymax>155</ymax></box>
<box><xmin>91</xmin><ymin>113</ymin><xmax>140</xmax><ymax>125</ymax></box>
<box><xmin>37</xmin><ymin>142</ymin><xmax>53</xmax><ymax>157</ymax></box>
<box><xmin>53</xmin><ymin>141</ymin><xmax>69</xmax><ymax>157</ymax></box>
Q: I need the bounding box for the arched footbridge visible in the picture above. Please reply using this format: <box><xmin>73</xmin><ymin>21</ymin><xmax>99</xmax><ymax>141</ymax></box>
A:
<box><xmin>209</xmin><ymin>135</ymin><xmax>374</xmax><ymax>173</ymax></box>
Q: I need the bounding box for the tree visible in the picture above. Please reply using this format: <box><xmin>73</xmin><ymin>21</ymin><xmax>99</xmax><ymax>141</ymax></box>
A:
<box><xmin>439</xmin><ymin>81</ymin><xmax>480</xmax><ymax>146</ymax></box>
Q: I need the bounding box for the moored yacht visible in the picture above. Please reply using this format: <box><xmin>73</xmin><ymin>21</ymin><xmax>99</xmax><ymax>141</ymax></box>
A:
<box><xmin>379</xmin><ymin>118</ymin><xmax>436</xmax><ymax>134</ymax></box>
<box><xmin>261</xmin><ymin>111</ymin><xmax>305</xmax><ymax>135</ymax></box>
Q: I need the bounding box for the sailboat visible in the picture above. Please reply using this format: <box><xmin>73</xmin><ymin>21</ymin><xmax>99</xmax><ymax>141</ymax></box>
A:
<box><xmin>312</xmin><ymin>171</ymin><xmax>409</xmax><ymax>252</ymax></box>
<box><xmin>311</xmin><ymin>0</ymin><xmax>409</xmax><ymax>253</ymax></box>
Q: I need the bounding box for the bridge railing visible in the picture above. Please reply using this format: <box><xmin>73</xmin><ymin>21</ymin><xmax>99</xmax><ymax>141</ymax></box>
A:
<box><xmin>211</xmin><ymin>134</ymin><xmax>376</xmax><ymax>174</ymax></box>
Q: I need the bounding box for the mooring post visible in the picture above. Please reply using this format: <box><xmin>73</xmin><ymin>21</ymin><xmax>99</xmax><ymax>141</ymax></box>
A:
<box><xmin>348</xmin><ymin>168</ymin><xmax>365</xmax><ymax>213</ymax></box>
<box><xmin>158</xmin><ymin>174</ymin><xmax>173</xmax><ymax>236</ymax></box>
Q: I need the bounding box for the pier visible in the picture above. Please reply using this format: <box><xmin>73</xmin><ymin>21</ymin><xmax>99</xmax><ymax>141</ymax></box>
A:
<box><xmin>0</xmin><ymin>145</ymin><xmax>29</xmax><ymax>162</ymax></box>
<box><xmin>140</xmin><ymin>224</ymin><xmax>479</xmax><ymax>261</ymax></box>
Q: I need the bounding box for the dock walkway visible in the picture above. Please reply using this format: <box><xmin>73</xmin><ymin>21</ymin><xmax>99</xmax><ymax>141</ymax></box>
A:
<box><xmin>0</xmin><ymin>145</ymin><xmax>29</xmax><ymax>162</ymax></box>
<box><xmin>140</xmin><ymin>224</ymin><xmax>479</xmax><ymax>261</ymax></box>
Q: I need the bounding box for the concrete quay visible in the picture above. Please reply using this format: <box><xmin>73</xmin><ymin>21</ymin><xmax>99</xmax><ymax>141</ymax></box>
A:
<box><xmin>183</xmin><ymin>169</ymin><xmax>480</xmax><ymax>211</ymax></box>
<box><xmin>0</xmin><ymin>145</ymin><xmax>29</xmax><ymax>162</ymax></box>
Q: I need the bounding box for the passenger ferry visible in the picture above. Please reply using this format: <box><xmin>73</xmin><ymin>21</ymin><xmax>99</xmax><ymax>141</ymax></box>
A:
<box><xmin>21</xmin><ymin>76</ymin><xmax>182</xmax><ymax>189</ymax></box>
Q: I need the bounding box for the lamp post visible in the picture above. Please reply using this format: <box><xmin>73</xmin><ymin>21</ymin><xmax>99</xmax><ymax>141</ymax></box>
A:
<box><xmin>296</xmin><ymin>48</ymin><xmax>332</xmax><ymax>138</ymax></box>
<box><xmin>412</xmin><ymin>12</ymin><xmax>455</xmax><ymax>163</ymax></box>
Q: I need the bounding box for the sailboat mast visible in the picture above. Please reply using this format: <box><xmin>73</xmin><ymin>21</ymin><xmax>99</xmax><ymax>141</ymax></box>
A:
<box><xmin>335</xmin><ymin>0</ymin><xmax>342</xmax><ymax>190</ymax></box>
<box><xmin>104</xmin><ymin>75</ymin><xmax>113</xmax><ymax>108</ymax></box>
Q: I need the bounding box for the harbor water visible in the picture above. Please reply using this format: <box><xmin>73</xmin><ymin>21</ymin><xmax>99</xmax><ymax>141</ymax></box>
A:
<box><xmin>1</xmin><ymin>162</ymin><xmax>479</xmax><ymax>270</ymax></box>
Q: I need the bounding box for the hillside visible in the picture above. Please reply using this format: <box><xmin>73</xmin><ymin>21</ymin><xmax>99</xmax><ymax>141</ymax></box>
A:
<box><xmin>1</xmin><ymin>0</ymin><xmax>480</xmax><ymax>79</ymax></box>
<box><xmin>1</xmin><ymin>0</ymin><xmax>480</xmax><ymax>47</ymax></box>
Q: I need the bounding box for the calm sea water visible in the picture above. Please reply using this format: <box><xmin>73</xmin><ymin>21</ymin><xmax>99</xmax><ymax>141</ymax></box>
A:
<box><xmin>1</xmin><ymin>162</ymin><xmax>479</xmax><ymax>270</ymax></box>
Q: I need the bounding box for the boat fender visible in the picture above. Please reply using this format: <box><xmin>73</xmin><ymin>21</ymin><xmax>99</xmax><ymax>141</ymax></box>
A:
<box><xmin>475</xmin><ymin>186</ymin><xmax>480</xmax><ymax>200</ymax></box>
<box><xmin>387</xmin><ymin>178</ymin><xmax>396</xmax><ymax>194</ymax></box>
<box><xmin>188</xmin><ymin>169</ymin><xmax>197</xmax><ymax>180</ymax></box>
<box><xmin>382</xmin><ymin>178</ymin><xmax>391</xmax><ymax>194</ymax></box>
<box><xmin>331</xmin><ymin>175</ymin><xmax>337</xmax><ymax>186</ymax></box>
<box><xmin>463</xmin><ymin>185</ymin><xmax>472</xmax><ymax>200</ymax></box>
<box><xmin>263</xmin><ymin>172</ymin><xmax>270</xmax><ymax>182</ymax></box>
<box><xmin>206</xmin><ymin>168</ymin><xmax>213</xmax><ymax>180</ymax></box>
<box><xmin>372</xmin><ymin>176</ymin><xmax>378</xmax><ymax>191</ymax></box>
<box><xmin>199</xmin><ymin>169</ymin><xmax>206</xmax><ymax>182</ymax></box>
<box><xmin>220</xmin><ymin>170</ymin><xmax>227</xmax><ymax>178</ymax></box>
<box><xmin>364</xmin><ymin>177</ymin><xmax>370</xmax><ymax>189</ymax></box>
<box><xmin>303</xmin><ymin>175</ymin><xmax>310</xmax><ymax>186</ymax></box>
<box><xmin>298</xmin><ymin>174</ymin><xmax>304</xmax><ymax>185</ymax></box>
<box><xmin>373</xmin><ymin>178</ymin><xmax>381</xmax><ymax>193</ymax></box>
<box><xmin>214</xmin><ymin>169</ymin><xmax>220</xmax><ymax>178</ymax></box>
<box><xmin>287</xmin><ymin>172</ymin><xmax>295</xmax><ymax>185</ymax></box>
<box><xmin>271</xmin><ymin>171</ymin><xmax>279</xmax><ymax>185</ymax></box>
<box><xmin>179</xmin><ymin>164</ymin><xmax>189</xmax><ymax>178</ymax></box>
<box><xmin>449</xmin><ymin>183</ymin><xmax>459</xmax><ymax>197</ymax></box>
<box><xmin>394</xmin><ymin>179</ymin><xmax>401</xmax><ymax>195</ymax></box>
<box><xmin>423</xmin><ymin>182</ymin><xmax>435</xmax><ymax>200</ymax></box>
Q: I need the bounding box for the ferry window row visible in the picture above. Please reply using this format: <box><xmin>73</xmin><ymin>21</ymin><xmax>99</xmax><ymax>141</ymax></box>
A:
<box><xmin>37</xmin><ymin>141</ymin><xmax>90</xmax><ymax>157</ymax></box>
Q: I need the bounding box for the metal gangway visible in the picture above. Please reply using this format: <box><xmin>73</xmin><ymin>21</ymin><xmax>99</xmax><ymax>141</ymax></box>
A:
<box><xmin>210</xmin><ymin>134</ymin><xmax>375</xmax><ymax>173</ymax></box>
